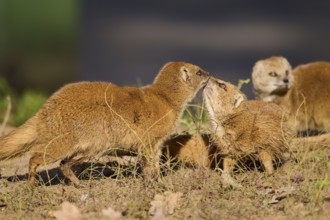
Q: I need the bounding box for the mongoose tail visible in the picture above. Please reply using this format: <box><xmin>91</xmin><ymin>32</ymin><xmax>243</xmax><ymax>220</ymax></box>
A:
<box><xmin>290</xmin><ymin>133</ymin><xmax>330</xmax><ymax>152</ymax></box>
<box><xmin>0</xmin><ymin>117</ymin><xmax>37</xmax><ymax>161</ymax></box>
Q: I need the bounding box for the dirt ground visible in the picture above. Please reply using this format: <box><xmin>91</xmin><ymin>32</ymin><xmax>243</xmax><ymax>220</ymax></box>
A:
<box><xmin>0</xmin><ymin>128</ymin><xmax>330</xmax><ymax>220</ymax></box>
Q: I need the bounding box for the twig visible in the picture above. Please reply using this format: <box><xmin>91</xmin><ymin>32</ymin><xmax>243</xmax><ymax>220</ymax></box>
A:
<box><xmin>0</xmin><ymin>96</ymin><xmax>12</xmax><ymax>136</ymax></box>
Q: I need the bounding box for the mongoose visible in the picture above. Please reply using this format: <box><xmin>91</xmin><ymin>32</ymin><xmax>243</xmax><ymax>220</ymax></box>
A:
<box><xmin>203</xmin><ymin>77</ymin><xmax>293</xmax><ymax>177</ymax></box>
<box><xmin>252</xmin><ymin>56</ymin><xmax>330</xmax><ymax>133</ymax></box>
<box><xmin>162</xmin><ymin>133</ymin><xmax>220</xmax><ymax>169</ymax></box>
<box><xmin>0</xmin><ymin>61</ymin><xmax>210</xmax><ymax>186</ymax></box>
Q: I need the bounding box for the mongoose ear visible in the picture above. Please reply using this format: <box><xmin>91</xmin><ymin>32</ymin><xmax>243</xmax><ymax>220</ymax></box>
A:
<box><xmin>234</xmin><ymin>94</ymin><xmax>244</xmax><ymax>108</ymax></box>
<box><xmin>180</xmin><ymin>66</ymin><xmax>191</xmax><ymax>83</ymax></box>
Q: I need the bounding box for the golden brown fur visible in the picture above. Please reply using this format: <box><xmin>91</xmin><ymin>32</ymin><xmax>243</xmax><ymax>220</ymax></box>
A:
<box><xmin>252</xmin><ymin>56</ymin><xmax>330</xmax><ymax>133</ymax></box>
<box><xmin>203</xmin><ymin>77</ymin><xmax>293</xmax><ymax>177</ymax></box>
<box><xmin>290</xmin><ymin>133</ymin><xmax>330</xmax><ymax>152</ymax></box>
<box><xmin>0</xmin><ymin>61</ymin><xmax>210</xmax><ymax>186</ymax></box>
<box><xmin>162</xmin><ymin>133</ymin><xmax>220</xmax><ymax>169</ymax></box>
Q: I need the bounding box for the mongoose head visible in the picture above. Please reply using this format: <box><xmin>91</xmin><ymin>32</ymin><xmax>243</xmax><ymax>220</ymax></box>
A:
<box><xmin>154</xmin><ymin>61</ymin><xmax>210</xmax><ymax>93</ymax></box>
<box><xmin>203</xmin><ymin>77</ymin><xmax>247</xmax><ymax>123</ymax></box>
<box><xmin>252</xmin><ymin>56</ymin><xmax>293</xmax><ymax>101</ymax></box>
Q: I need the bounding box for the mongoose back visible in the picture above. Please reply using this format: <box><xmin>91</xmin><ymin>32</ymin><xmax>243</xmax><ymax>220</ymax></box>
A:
<box><xmin>203</xmin><ymin>77</ymin><xmax>293</xmax><ymax>177</ymax></box>
<box><xmin>0</xmin><ymin>61</ymin><xmax>210</xmax><ymax>186</ymax></box>
<box><xmin>162</xmin><ymin>133</ymin><xmax>220</xmax><ymax>169</ymax></box>
<box><xmin>252</xmin><ymin>56</ymin><xmax>330</xmax><ymax>133</ymax></box>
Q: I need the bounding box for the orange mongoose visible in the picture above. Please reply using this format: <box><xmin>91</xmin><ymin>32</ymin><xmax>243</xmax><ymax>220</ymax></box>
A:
<box><xmin>203</xmin><ymin>77</ymin><xmax>293</xmax><ymax>177</ymax></box>
<box><xmin>0</xmin><ymin>62</ymin><xmax>210</xmax><ymax>186</ymax></box>
<box><xmin>252</xmin><ymin>56</ymin><xmax>330</xmax><ymax>133</ymax></box>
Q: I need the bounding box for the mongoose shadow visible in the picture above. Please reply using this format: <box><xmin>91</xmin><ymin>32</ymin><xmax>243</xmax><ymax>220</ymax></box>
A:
<box><xmin>1</xmin><ymin>161</ymin><xmax>140</xmax><ymax>186</ymax></box>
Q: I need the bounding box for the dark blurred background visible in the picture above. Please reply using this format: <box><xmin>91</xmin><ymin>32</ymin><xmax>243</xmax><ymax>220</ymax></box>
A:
<box><xmin>1</xmin><ymin>0</ymin><xmax>330</xmax><ymax>98</ymax></box>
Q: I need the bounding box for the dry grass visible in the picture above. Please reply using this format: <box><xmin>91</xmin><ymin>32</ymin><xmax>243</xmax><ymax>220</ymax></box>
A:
<box><xmin>0</xmin><ymin>149</ymin><xmax>329</xmax><ymax>220</ymax></box>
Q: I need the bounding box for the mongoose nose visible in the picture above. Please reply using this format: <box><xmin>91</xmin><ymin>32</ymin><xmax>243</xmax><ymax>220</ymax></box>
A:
<box><xmin>198</xmin><ymin>70</ymin><xmax>209</xmax><ymax>77</ymax></box>
<box><xmin>283</xmin><ymin>78</ymin><xmax>289</xmax><ymax>84</ymax></box>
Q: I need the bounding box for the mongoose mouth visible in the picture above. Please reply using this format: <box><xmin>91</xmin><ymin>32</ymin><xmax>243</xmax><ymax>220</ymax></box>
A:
<box><xmin>203</xmin><ymin>81</ymin><xmax>214</xmax><ymax>95</ymax></box>
<box><xmin>270</xmin><ymin>86</ymin><xmax>289</xmax><ymax>96</ymax></box>
<box><xmin>202</xmin><ymin>76</ymin><xmax>211</xmax><ymax>89</ymax></box>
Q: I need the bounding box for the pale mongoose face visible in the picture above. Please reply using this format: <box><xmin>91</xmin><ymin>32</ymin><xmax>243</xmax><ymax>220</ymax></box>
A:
<box><xmin>252</xmin><ymin>56</ymin><xmax>293</xmax><ymax>101</ymax></box>
<box><xmin>203</xmin><ymin>77</ymin><xmax>247</xmax><ymax>123</ymax></box>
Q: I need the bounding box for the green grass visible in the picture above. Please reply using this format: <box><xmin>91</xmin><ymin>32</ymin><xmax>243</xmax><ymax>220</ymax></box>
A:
<box><xmin>0</xmin><ymin>76</ymin><xmax>48</xmax><ymax>126</ymax></box>
<box><xmin>14</xmin><ymin>90</ymin><xmax>48</xmax><ymax>125</ymax></box>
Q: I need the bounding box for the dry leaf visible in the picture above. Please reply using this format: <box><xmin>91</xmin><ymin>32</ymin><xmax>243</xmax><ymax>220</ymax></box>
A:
<box><xmin>257</xmin><ymin>188</ymin><xmax>274</xmax><ymax>196</ymax></box>
<box><xmin>268</xmin><ymin>186</ymin><xmax>295</xmax><ymax>204</ymax></box>
<box><xmin>149</xmin><ymin>191</ymin><xmax>182</xmax><ymax>220</ymax></box>
<box><xmin>290</xmin><ymin>173</ymin><xmax>305</xmax><ymax>183</ymax></box>
<box><xmin>102</xmin><ymin>207</ymin><xmax>122</xmax><ymax>220</ymax></box>
<box><xmin>80</xmin><ymin>193</ymin><xmax>89</xmax><ymax>203</ymax></box>
<box><xmin>52</xmin><ymin>202</ymin><xmax>82</xmax><ymax>220</ymax></box>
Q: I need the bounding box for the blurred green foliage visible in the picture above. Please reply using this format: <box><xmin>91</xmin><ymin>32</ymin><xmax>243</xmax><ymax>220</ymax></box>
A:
<box><xmin>0</xmin><ymin>0</ymin><xmax>78</xmax><ymax>92</ymax></box>
<box><xmin>0</xmin><ymin>0</ymin><xmax>76</xmax><ymax>126</ymax></box>
<box><xmin>1</xmin><ymin>0</ymin><xmax>77</xmax><ymax>54</ymax></box>
<box><xmin>0</xmin><ymin>76</ymin><xmax>12</xmax><ymax>95</ymax></box>
<box><xmin>14</xmin><ymin>90</ymin><xmax>47</xmax><ymax>125</ymax></box>
<box><xmin>0</xmin><ymin>77</ymin><xmax>13</xmax><ymax>123</ymax></box>
<box><xmin>0</xmin><ymin>76</ymin><xmax>47</xmax><ymax>126</ymax></box>
<box><xmin>180</xmin><ymin>102</ymin><xmax>208</xmax><ymax>133</ymax></box>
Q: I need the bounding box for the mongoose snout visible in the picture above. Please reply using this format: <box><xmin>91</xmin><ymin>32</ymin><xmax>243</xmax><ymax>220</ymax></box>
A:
<box><xmin>197</xmin><ymin>69</ymin><xmax>210</xmax><ymax>79</ymax></box>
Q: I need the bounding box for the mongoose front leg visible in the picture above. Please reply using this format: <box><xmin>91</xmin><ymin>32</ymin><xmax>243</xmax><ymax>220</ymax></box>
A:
<box><xmin>29</xmin><ymin>151</ymin><xmax>58</xmax><ymax>187</ymax></box>
<box><xmin>221</xmin><ymin>156</ymin><xmax>242</xmax><ymax>188</ymax></box>
<box><xmin>28</xmin><ymin>158</ymin><xmax>40</xmax><ymax>187</ymax></box>
<box><xmin>140</xmin><ymin>145</ymin><xmax>162</xmax><ymax>181</ymax></box>
<box><xmin>259</xmin><ymin>150</ymin><xmax>274</xmax><ymax>175</ymax></box>
<box><xmin>223</xmin><ymin>157</ymin><xmax>237</xmax><ymax>174</ymax></box>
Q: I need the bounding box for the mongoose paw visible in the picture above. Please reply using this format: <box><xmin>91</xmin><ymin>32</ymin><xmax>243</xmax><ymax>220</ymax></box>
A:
<box><xmin>65</xmin><ymin>178</ymin><xmax>82</xmax><ymax>188</ymax></box>
<box><xmin>27</xmin><ymin>178</ymin><xmax>38</xmax><ymax>189</ymax></box>
<box><xmin>71</xmin><ymin>181</ymin><xmax>83</xmax><ymax>188</ymax></box>
<box><xmin>142</xmin><ymin>166</ymin><xmax>161</xmax><ymax>181</ymax></box>
<box><xmin>142</xmin><ymin>173</ymin><xmax>162</xmax><ymax>189</ymax></box>
<box><xmin>221</xmin><ymin>172</ymin><xmax>243</xmax><ymax>189</ymax></box>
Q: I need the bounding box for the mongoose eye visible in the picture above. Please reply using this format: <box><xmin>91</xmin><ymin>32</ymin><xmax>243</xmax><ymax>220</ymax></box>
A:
<box><xmin>268</xmin><ymin>72</ymin><xmax>278</xmax><ymax>77</ymax></box>
<box><xmin>196</xmin><ymin>70</ymin><xmax>202</xmax><ymax>76</ymax></box>
<box><xmin>217</xmin><ymin>82</ymin><xmax>227</xmax><ymax>91</ymax></box>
